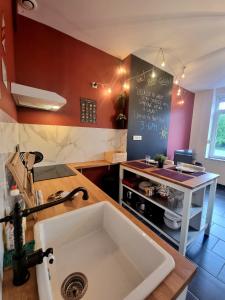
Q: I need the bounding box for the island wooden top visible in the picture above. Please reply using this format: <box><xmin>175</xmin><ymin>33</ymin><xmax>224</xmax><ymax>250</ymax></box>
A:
<box><xmin>121</xmin><ymin>160</ymin><xmax>219</xmax><ymax>190</ymax></box>
<box><xmin>3</xmin><ymin>164</ymin><xmax>196</xmax><ymax>300</ymax></box>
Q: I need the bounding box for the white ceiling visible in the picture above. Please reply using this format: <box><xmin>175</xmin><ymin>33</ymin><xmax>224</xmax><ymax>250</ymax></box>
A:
<box><xmin>18</xmin><ymin>0</ymin><xmax>225</xmax><ymax>92</ymax></box>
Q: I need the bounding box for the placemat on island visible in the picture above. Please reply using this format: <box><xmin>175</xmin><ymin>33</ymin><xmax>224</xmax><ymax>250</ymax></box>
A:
<box><xmin>125</xmin><ymin>161</ymin><xmax>154</xmax><ymax>169</ymax></box>
<box><xmin>151</xmin><ymin>169</ymin><xmax>193</xmax><ymax>182</ymax></box>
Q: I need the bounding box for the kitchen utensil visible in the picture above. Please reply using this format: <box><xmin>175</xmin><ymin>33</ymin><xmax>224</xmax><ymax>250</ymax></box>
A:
<box><xmin>164</xmin><ymin>211</ymin><xmax>181</xmax><ymax>230</ymax></box>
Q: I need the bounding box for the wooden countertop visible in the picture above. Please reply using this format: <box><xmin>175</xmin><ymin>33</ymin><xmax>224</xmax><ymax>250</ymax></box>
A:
<box><xmin>122</xmin><ymin>160</ymin><xmax>219</xmax><ymax>190</ymax></box>
<box><xmin>70</xmin><ymin>159</ymin><xmax>116</xmax><ymax>169</ymax></box>
<box><xmin>3</xmin><ymin>164</ymin><xmax>196</xmax><ymax>300</ymax></box>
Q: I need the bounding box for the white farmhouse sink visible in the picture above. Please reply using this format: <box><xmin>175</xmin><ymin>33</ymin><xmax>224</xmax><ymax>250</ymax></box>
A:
<box><xmin>34</xmin><ymin>201</ymin><xmax>175</xmax><ymax>300</ymax></box>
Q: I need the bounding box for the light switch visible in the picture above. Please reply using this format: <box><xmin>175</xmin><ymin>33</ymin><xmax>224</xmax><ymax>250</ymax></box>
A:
<box><xmin>133</xmin><ymin>135</ymin><xmax>142</xmax><ymax>141</ymax></box>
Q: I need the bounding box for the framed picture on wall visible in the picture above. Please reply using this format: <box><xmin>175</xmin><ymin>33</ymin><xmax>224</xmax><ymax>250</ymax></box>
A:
<box><xmin>80</xmin><ymin>98</ymin><xmax>97</xmax><ymax>123</ymax></box>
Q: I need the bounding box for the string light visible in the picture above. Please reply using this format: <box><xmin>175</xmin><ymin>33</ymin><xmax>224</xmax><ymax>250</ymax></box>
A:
<box><xmin>181</xmin><ymin>66</ymin><xmax>186</xmax><ymax>79</ymax></box>
<box><xmin>91</xmin><ymin>82</ymin><xmax>112</xmax><ymax>94</ymax></box>
<box><xmin>178</xmin><ymin>99</ymin><xmax>184</xmax><ymax>105</ymax></box>
<box><xmin>118</xmin><ymin>66</ymin><xmax>126</xmax><ymax>75</ymax></box>
<box><xmin>174</xmin><ymin>78</ymin><xmax>179</xmax><ymax>85</ymax></box>
<box><xmin>160</xmin><ymin>48</ymin><xmax>166</xmax><ymax>67</ymax></box>
<box><xmin>92</xmin><ymin>48</ymin><xmax>189</xmax><ymax>95</ymax></box>
<box><xmin>151</xmin><ymin>68</ymin><xmax>156</xmax><ymax>78</ymax></box>
<box><xmin>107</xmin><ymin>87</ymin><xmax>112</xmax><ymax>94</ymax></box>
<box><xmin>123</xmin><ymin>82</ymin><xmax>130</xmax><ymax>90</ymax></box>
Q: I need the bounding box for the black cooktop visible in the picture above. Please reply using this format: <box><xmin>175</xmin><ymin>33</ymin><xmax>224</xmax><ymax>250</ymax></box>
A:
<box><xmin>33</xmin><ymin>164</ymin><xmax>76</xmax><ymax>182</ymax></box>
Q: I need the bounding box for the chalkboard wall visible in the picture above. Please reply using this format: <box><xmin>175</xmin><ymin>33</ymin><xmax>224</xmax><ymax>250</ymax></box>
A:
<box><xmin>127</xmin><ymin>55</ymin><xmax>173</xmax><ymax>160</ymax></box>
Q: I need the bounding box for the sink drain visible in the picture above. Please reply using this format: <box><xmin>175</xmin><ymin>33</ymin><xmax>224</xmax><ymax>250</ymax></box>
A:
<box><xmin>61</xmin><ymin>272</ymin><xmax>88</xmax><ymax>300</ymax></box>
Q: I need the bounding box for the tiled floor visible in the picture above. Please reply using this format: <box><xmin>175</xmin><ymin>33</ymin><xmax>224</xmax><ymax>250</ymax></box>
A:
<box><xmin>124</xmin><ymin>185</ymin><xmax>225</xmax><ymax>299</ymax></box>
<box><xmin>186</xmin><ymin>186</ymin><xmax>225</xmax><ymax>300</ymax></box>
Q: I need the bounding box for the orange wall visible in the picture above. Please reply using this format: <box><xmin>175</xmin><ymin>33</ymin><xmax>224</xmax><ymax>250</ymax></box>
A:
<box><xmin>0</xmin><ymin>0</ymin><xmax>17</xmax><ymax>121</ymax></box>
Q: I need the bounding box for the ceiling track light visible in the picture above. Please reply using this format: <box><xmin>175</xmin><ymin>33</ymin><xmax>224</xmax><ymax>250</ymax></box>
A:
<box><xmin>177</xmin><ymin>87</ymin><xmax>181</xmax><ymax>96</ymax></box>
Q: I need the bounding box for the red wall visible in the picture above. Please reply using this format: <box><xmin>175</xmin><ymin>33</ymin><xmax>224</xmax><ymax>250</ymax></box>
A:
<box><xmin>0</xmin><ymin>0</ymin><xmax>17</xmax><ymax>121</ymax></box>
<box><xmin>167</xmin><ymin>85</ymin><xmax>195</xmax><ymax>159</ymax></box>
<box><xmin>15</xmin><ymin>16</ymin><xmax>122</xmax><ymax>128</ymax></box>
<box><xmin>15</xmin><ymin>16</ymin><xmax>195</xmax><ymax>155</ymax></box>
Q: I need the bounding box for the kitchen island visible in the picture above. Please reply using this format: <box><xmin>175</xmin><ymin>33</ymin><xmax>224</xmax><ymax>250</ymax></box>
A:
<box><xmin>3</xmin><ymin>162</ymin><xmax>196</xmax><ymax>300</ymax></box>
<box><xmin>120</xmin><ymin>160</ymin><xmax>219</xmax><ymax>255</ymax></box>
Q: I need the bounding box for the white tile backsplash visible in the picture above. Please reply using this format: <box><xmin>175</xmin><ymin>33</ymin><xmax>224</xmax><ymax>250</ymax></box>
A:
<box><xmin>0</xmin><ymin>109</ymin><xmax>18</xmax><ymax>299</ymax></box>
<box><xmin>19</xmin><ymin>124</ymin><xmax>127</xmax><ymax>166</ymax></box>
<box><xmin>0</xmin><ymin>112</ymin><xmax>127</xmax><ymax>297</ymax></box>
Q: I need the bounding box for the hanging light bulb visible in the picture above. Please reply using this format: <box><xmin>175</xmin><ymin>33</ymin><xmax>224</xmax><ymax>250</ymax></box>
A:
<box><xmin>123</xmin><ymin>82</ymin><xmax>130</xmax><ymax>90</ymax></box>
<box><xmin>160</xmin><ymin>48</ymin><xmax>166</xmax><ymax>67</ymax></box>
<box><xmin>177</xmin><ymin>87</ymin><xmax>181</xmax><ymax>96</ymax></box>
<box><xmin>151</xmin><ymin>68</ymin><xmax>156</xmax><ymax>78</ymax></box>
<box><xmin>181</xmin><ymin>66</ymin><xmax>186</xmax><ymax>79</ymax></box>
<box><xmin>107</xmin><ymin>87</ymin><xmax>112</xmax><ymax>94</ymax></box>
<box><xmin>118</xmin><ymin>66</ymin><xmax>126</xmax><ymax>75</ymax></box>
<box><xmin>174</xmin><ymin>78</ymin><xmax>179</xmax><ymax>85</ymax></box>
<box><xmin>178</xmin><ymin>99</ymin><xmax>184</xmax><ymax>105</ymax></box>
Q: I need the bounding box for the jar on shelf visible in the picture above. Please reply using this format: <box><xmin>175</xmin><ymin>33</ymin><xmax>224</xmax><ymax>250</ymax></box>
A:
<box><xmin>157</xmin><ymin>184</ymin><xmax>170</xmax><ymax>199</ymax></box>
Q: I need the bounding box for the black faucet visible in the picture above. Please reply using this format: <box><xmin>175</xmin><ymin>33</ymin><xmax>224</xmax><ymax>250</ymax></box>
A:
<box><xmin>0</xmin><ymin>186</ymin><xmax>89</xmax><ymax>286</ymax></box>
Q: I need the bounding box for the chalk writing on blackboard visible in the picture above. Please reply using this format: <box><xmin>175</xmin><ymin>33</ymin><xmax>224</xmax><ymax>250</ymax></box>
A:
<box><xmin>147</xmin><ymin>76</ymin><xmax>157</xmax><ymax>87</ymax></box>
<box><xmin>136</xmin><ymin>72</ymin><xmax>146</xmax><ymax>83</ymax></box>
<box><xmin>127</xmin><ymin>55</ymin><xmax>173</xmax><ymax>160</ymax></box>
<box><xmin>160</xmin><ymin>127</ymin><xmax>168</xmax><ymax>139</ymax></box>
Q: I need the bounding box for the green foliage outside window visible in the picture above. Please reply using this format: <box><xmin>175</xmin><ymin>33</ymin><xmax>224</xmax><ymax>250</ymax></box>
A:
<box><xmin>215</xmin><ymin>114</ymin><xmax>225</xmax><ymax>148</ymax></box>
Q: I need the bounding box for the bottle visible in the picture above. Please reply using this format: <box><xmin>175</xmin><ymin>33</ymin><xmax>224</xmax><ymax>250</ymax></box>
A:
<box><xmin>4</xmin><ymin>186</ymin><xmax>27</xmax><ymax>250</ymax></box>
<box><xmin>4</xmin><ymin>206</ymin><xmax>14</xmax><ymax>251</ymax></box>
<box><xmin>11</xmin><ymin>188</ymin><xmax>26</xmax><ymax>245</ymax></box>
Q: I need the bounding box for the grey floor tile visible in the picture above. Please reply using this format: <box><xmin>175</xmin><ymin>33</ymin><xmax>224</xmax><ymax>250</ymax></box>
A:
<box><xmin>189</xmin><ymin>267</ymin><xmax>225</xmax><ymax>300</ymax></box>
<box><xmin>212</xmin><ymin>240</ymin><xmax>225</xmax><ymax>259</ymax></box>
<box><xmin>186</xmin><ymin>243</ymin><xmax>203</xmax><ymax>261</ymax></box>
<box><xmin>213</xmin><ymin>206</ymin><xmax>225</xmax><ymax>217</ymax></box>
<box><xmin>187</xmin><ymin>241</ymin><xmax>225</xmax><ymax>277</ymax></box>
<box><xmin>213</xmin><ymin>214</ymin><xmax>225</xmax><ymax>228</ymax></box>
<box><xmin>195</xmin><ymin>233</ymin><xmax>219</xmax><ymax>250</ymax></box>
<box><xmin>218</xmin><ymin>264</ymin><xmax>225</xmax><ymax>283</ymax></box>
<box><xmin>194</xmin><ymin>248</ymin><xmax>225</xmax><ymax>277</ymax></box>
<box><xmin>210</xmin><ymin>224</ymin><xmax>225</xmax><ymax>241</ymax></box>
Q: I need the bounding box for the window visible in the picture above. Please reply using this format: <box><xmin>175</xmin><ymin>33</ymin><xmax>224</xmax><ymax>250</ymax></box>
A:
<box><xmin>208</xmin><ymin>96</ymin><xmax>225</xmax><ymax>159</ymax></box>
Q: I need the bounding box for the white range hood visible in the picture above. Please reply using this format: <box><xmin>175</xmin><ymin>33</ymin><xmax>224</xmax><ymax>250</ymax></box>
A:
<box><xmin>11</xmin><ymin>83</ymin><xmax>67</xmax><ymax>111</ymax></box>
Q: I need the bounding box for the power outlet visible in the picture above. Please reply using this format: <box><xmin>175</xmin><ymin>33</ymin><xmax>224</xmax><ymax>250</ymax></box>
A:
<box><xmin>133</xmin><ymin>135</ymin><xmax>142</xmax><ymax>141</ymax></box>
